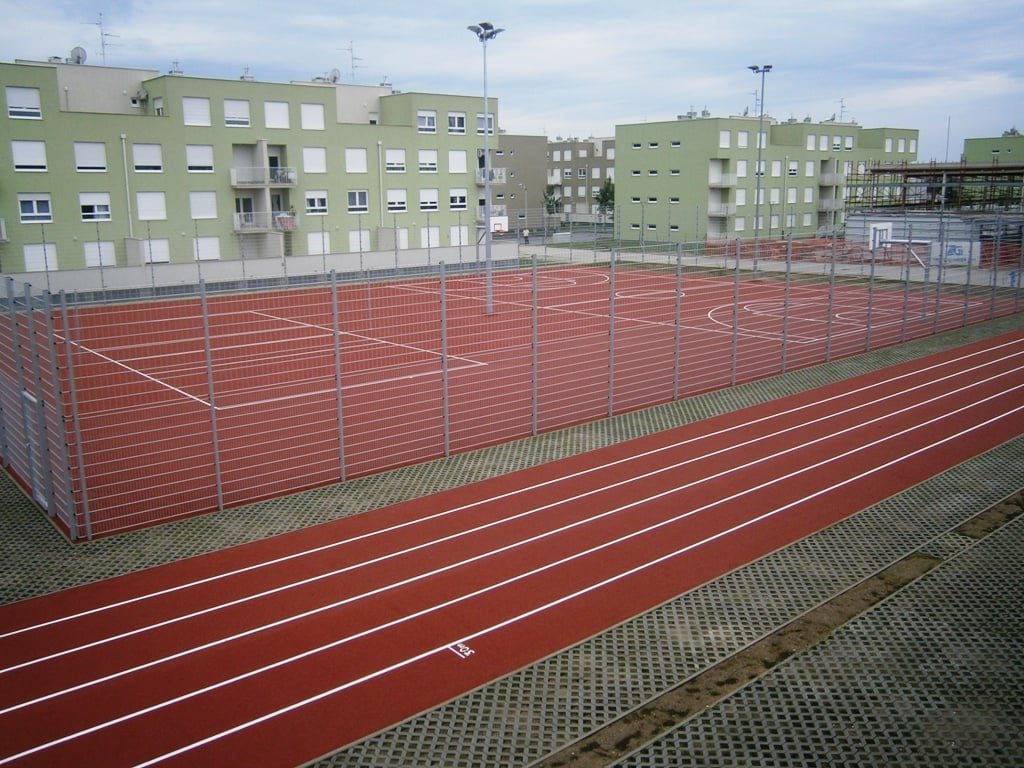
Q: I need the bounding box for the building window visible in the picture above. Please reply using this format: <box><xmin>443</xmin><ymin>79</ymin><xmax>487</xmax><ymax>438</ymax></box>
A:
<box><xmin>386</xmin><ymin>189</ymin><xmax>407</xmax><ymax>212</ymax></box>
<box><xmin>669</xmin><ymin>141</ymin><xmax>680</xmax><ymax>149</ymax></box>
<box><xmin>182</xmin><ymin>96</ymin><xmax>211</xmax><ymax>126</ymax></box>
<box><xmin>418</xmin><ymin>110</ymin><xmax>437</xmax><ymax>134</ymax></box>
<box><xmin>419</xmin><ymin>188</ymin><xmax>439</xmax><ymax>211</ymax></box>
<box><xmin>193</xmin><ymin>236</ymin><xmax>220</xmax><ymax>261</ymax></box>
<box><xmin>771</xmin><ymin>160</ymin><xmax>782</xmax><ymax>177</ymax></box>
<box><xmin>736</xmin><ymin>159</ymin><xmax>748</xmax><ymax>178</ymax></box>
<box><xmin>788</xmin><ymin>160</ymin><xmax>798</xmax><ymax>177</ymax></box>
<box><xmin>6</xmin><ymin>86</ymin><xmax>41</xmax><ymax>118</ymax></box>
<box><xmin>737</xmin><ymin>131</ymin><xmax>749</xmax><ymax>149</ymax></box>
<box><xmin>631</xmin><ymin>142</ymin><xmax>641</xmax><ymax>150</ymax></box>
<box><xmin>224</xmin><ymin>99</ymin><xmax>250</xmax><ymax>127</ymax></box>
<box><xmin>719</xmin><ymin>130</ymin><xmax>731</xmax><ymax>149</ymax></box>
<box><xmin>18</xmin><ymin>193</ymin><xmax>52</xmax><ymax>223</ymax></box>
<box><xmin>188</xmin><ymin>191</ymin><xmax>217</xmax><ymax>219</ymax></box>
<box><xmin>300</xmin><ymin>103</ymin><xmax>325</xmax><ymax>130</ymax></box>
<box><xmin>418</xmin><ymin>149</ymin><xmax>438</xmax><ymax>172</ymax></box>
<box><xmin>448</xmin><ymin>150</ymin><xmax>468</xmax><ymax>174</ymax></box>
<box><xmin>448</xmin><ymin>112</ymin><xmax>466</xmax><ymax>134</ymax></box>
<box><xmin>345</xmin><ymin>147</ymin><xmax>368</xmax><ymax>173</ymax></box>
<box><xmin>476</xmin><ymin>112</ymin><xmax>494</xmax><ymax>135</ymax></box>
<box><xmin>265</xmin><ymin>101</ymin><xmax>290</xmax><ymax>129</ymax></box>
<box><xmin>74</xmin><ymin>142</ymin><xmax>107</xmax><ymax>172</ymax></box>
<box><xmin>136</xmin><ymin>192</ymin><xmax>167</xmax><ymax>220</ymax></box>
<box><xmin>806</xmin><ymin>134</ymin><xmax>816</xmax><ymax>151</ymax></box>
<box><xmin>449</xmin><ymin>188</ymin><xmax>468</xmax><ymax>210</ymax></box>
<box><xmin>132</xmin><ymin>143</ymin><xmax>163</xmax><ymax>172</ymax></box>
<box><xmin>303</xmin><ymin>146</ymin><xmax>327</xmax><ymax>174</ymax></box>
<box><xmin>80</xmin><ymin>192</ymin><xmax>112</xmax><ymax>221</ymax></box>
<box><xmin>305</xmin><ymin>191</ymin><xmax>328</xmax><ymax>214</ymax></box>
<box><xmin>84</xmin><ymin>241</ymin><xmax>115</xmax><ymax>267</ymax></box>
<box><xmin>564</xmin><ymin>169</ymin><xmax>573</xmax><ymax>179</ymax></box>
<box><xmin>186</xmin><ymin>144</ymin><xmax>214</xmax><ymax>172</ymax></box>
<box><xmin>23</xmin><ymin>243</ymin><xmax>58</xmax><ymax>272</ymax></box>
<box><xmin>347</xmin><ymin>190</ymin><xmax>369</xmax><ymax>213</ymax></box>
<box><xmin>578</xmin><ymin>168</ymin><xmax>586</xmax><ymax>178</ymax></box>
<box><xmin>385</xmin><ymin>148</ymin><xmax>406</xmax><ymax>172</ymax></box>
<box><xmin>11</xmin><ymin>140</ymin><xmax>47</xmax><ymax>171</ymax></box>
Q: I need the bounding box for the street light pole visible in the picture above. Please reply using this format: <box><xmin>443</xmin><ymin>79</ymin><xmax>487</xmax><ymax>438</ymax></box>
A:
<box><xmin>468</xmin><ymin>21</ymin><xmax>504</xmax><ymax>314</ymax></box>
<box><xmin>748</xmin><ymin>64</ymin><xmax>772</xmax><ymax>278</ymax></box>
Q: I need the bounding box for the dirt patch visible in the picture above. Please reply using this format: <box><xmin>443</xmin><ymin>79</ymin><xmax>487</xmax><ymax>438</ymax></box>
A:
<box><xmin>536</xmin><ymin>491</ymin><xmax>1024</xmax><ymax>768</ymax></box>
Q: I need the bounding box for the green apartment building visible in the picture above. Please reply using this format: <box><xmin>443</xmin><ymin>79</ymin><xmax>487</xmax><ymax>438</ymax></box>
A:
<box><xmin>0</xmin><ymin>58</ymin><xmax>499</xmax><ymax>274</ymax></box>
<box><xmin>615</xmin><ymin>115</ymin><xmax>919</xmax><ymax>243</ymax></box>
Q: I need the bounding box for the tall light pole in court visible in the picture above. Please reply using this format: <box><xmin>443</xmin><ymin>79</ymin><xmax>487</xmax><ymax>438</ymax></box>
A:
<box><xmin>748</xmin><ymin>64</ymin><xmax>772</xmax><ymax>278</ymax></box>
<box><xmin>468</xmin><ymin>21</ymin><xmax>504</xmax><ymax>314</ymax></box>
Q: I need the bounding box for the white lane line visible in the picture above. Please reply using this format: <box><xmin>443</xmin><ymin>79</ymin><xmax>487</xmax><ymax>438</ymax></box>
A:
<box><xmin>7</xmin><ymin>386</ymin><xmax>1020</xmax><ymax>768</ymax></box>
<box><xmin>3</xmin><ymin>338</ymin><xmax>1021</xmax><ymax>644</ymax></box>
<box><xmin>3</xmin><ymin>365</ymin><xmax>1021</xmax><ymax>725</ymax></box>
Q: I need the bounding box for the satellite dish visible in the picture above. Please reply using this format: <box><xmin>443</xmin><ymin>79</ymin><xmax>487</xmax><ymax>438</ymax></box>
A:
<box><xmin>329</xmin><ymin>68</ymin><xmax>341</xmax><ymax>83</ymax></box>
<box><xmin>71</xmin><ymin>46</ymin><xmax>88</xmax><ymax>64</ymax></box>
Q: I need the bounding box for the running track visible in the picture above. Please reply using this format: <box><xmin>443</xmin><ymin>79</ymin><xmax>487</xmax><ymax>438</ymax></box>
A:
<box><xmin>2</xmin><ymin>330</ymin><xmax>1023</xmax><ymax>767</ymax></box>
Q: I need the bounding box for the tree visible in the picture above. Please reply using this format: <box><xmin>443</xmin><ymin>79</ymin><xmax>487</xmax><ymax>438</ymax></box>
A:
<box><xmin>596</xmin><ymin>178</ymin><xmax>615</xmax><ymax>220</ymax></box>
<box><xmin>543</xmin><ymin>185</ymin><xmax>562</xmax><ymax>215</ymax></box>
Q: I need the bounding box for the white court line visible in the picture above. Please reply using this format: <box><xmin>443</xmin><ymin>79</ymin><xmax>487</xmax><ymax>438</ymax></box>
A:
<box><xmin>58</xmin><ymin>337</ymin><xmax>210</xmax><ymax>407</ymax></box>
<box><xmin>4</xmin><ymin>337</ymin><xmax>1021</xmax><ymax>647</ymax></box>
<box><xmin>7</xmin><ymin>375</ymin><xmax>1023</xmax><ymax>768</ymax></box>
<box><xmin>3</xmin><ymin>355</ymin><xmax>1022</xmax><ymax>722</ymax></box>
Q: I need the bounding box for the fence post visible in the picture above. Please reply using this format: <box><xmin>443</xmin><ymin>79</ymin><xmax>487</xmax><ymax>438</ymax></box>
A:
<box><xmin>672</xmin><ymin>247</ymin><xmax>682</xmax><ymax>401</ymax></box>
<box><xmin>865</xmin><ymin>233</ymin><xmax>877</xmax><ymax>353</ymax></box>
<box><xmin>439</xmin><ymin>262</ymin><xmax>451</xmax><ymax>456</ymax></box>
<box><xmin>608</xmin><ymin>250</ymin><xmax>616</xmax><ymax>416</ymax></box>
<box><xmin>825</xmin><ymin>237</ymin><xmax>837</xmax><ymax>362</ymax></box>
<box><xmin>531</xmin><ymin>253</ymin><xmax>539</xmax><ymax>435</ymax></box>
<box><xmin>781</xmin><ymin>235</ymin><xmax>792</xmax><ymax>372</ymax></box>
<box><xmin>730</xmin><ymin>238</ymin><xmax>741</xmax><ymax>386</ymax></box>
<box><xmin>199</xmin><ymin>280</ymin><xmax>224</xmax><ymax>511</ymax></box>
<box><xmin>58</xmin><ymin>291</ymin><xmax>92</xmax><ymax>540</ymax></box>
<box><xmin>41</xmin><ymin>291</ymin><xmax>79</xmax><ymax>539</ymax></box>
<box><xmin>330</xmin><ymin>270</ymin><xmax>346</xmax><ymax>482</ymax></box>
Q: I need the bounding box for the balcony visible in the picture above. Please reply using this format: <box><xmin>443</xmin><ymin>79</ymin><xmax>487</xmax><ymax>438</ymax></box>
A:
<box><xmin>819</xmin><ymin>173</ymin><xmax>846</xmax><ymax>186</ymax></box>
<box><xmin>817</xmin><ymin>198</ymin><xmax>844</xmax><ymax>212</ymax></box>
<box><xmin>476</xmin><ymin>167</ymin><xmax>508</xmax><ymax>185</ymax></box>
<box><xmin>232</xmin><ymin>210</ymin><xmax>298</xmax><ymax>233</ymax></box>
<box><xmin>707</xmin><ymin>203</ymin><xmax>737</xmax><ymax>217</ymax></box>
<box><xmin>707</xmin><ymin>174</ymin><xmax>738</xmax><ymax>188</ymax></box>
<box><xmin>230</xmin><ymin>166</ymin><xmax>297</xmax><ymax>187</ymax></box>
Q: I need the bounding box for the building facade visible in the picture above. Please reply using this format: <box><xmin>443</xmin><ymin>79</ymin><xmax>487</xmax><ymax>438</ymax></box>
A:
<box><xmin>1</xmin><ymin>58</ymin><xmax>499</xmax><ymax>274</ymax></box>
<box><xmin>615</xmin><ymin>114</ymin><xmax>919</xmax><ymax>243</ymax></box>
<box><xmin>546</xmin><ymin>136</ymin><xmax>616</xmax><ymax>223</ymax></box>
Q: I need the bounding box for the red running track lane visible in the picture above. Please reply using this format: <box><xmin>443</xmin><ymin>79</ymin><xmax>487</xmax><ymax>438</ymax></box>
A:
<box><xmin>2</xmin><ymin>330</ymin><xmax>1023</xmax><ymax>767</ymax></box>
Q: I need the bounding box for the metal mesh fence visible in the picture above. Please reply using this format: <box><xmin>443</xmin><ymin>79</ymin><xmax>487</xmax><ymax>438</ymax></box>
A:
<box><xmin>1</xmin><ymin>233</ymin><xmax>1021</xmax><ymax>539</ymax></box>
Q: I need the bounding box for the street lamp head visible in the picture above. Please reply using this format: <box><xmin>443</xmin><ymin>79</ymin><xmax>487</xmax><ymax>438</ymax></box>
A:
<box><xmin>468</xmin><ymin>22</ymin><xmax>504</xmax><ymax>42</ymax></box>
<box><xmin>748</xmin><ymin>64</ymin><xmax>773</xmax><ymax>74</ymax></box>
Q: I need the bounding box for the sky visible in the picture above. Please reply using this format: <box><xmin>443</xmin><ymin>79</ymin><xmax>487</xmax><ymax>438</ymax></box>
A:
<box><xmin>3</xmin><ymin>0</ymin><xmax>1022</xmax><ymax>163</ymax></box>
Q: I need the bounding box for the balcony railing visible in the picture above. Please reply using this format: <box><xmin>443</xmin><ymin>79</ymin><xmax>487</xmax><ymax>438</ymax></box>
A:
<box><xmin>230</xmin><ymin>166</ymin><xmax>297</xmax><ymax>187</ymax></box>
<box><xmin>232</xmin><ymin>210</ymin><xmax>299</xmax><ymax>233</ymax></box>
<box><xmin>707</xmin><ymin>174</ymin><xmax>738</xmax><ymax>188</ymax></box>
<box><xmin>706</xmin><ymin>203</ymin><xmax>737</xmax><ymax>217</ymax></box>
<box><xmin>476</xmin><ymin>167</ymin><xmax>508</xmax><ymax>185</ymax></box>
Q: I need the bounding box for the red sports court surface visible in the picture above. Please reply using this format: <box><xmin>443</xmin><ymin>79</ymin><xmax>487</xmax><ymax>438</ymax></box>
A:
<box><xmin>34</xmin><ymin>263</ymin><xmax>1017</xmax><ymax>537</ymax></box>
<box><xmin>1</xmin><ymin>330</ymin><xmax>1022</xmax><ymax>766</ymax></box>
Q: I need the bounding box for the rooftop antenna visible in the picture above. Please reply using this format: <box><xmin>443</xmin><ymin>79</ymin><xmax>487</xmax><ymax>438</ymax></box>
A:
<box><xmin>341</xmin><ymin>41</ymin><xmax>366</xmax><ymax>82</ymax></box>
<box><xmin>837</xmin><ymin>97</ymin><xmax>846</xmax><ymax>122</ymax></box>
<box><xmin>85</xmin><ymin>12</ymin><xmax>119</xmax><ymax>65</ymax></box>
